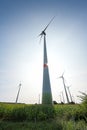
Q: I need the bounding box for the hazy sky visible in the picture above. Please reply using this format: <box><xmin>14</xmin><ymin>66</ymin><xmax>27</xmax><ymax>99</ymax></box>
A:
<box><xmin>0</xmin><ymin>0</ymin><xmax>87</xmax><ymax>104</ymax></box>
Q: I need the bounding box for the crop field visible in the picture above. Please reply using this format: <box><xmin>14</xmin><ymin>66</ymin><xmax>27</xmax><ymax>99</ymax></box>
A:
<box><xmin>0</xmin><ymin>102</ymin><xmax>87</xmax><ymax>130</ymax></box>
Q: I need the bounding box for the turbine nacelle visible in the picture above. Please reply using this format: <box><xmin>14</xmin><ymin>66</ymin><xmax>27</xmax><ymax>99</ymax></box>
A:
<box><xmin>39</xmin><ymin>30</ymin><xmax>46</xmax><ymax>36</ymax></box>
<box><xmin>58</xmin><ymin>72</ymin><xmax>65</xmax><ymax>79</ymax></box>
<box><xmin>19</xmin><ymin>83</ymin><xmax>22</xmax><ymax>87</ymax></box>
<box><xmin>38</xmin><ymin>16</ymin><xmax>55</xmax><ymax>43</ymax></box>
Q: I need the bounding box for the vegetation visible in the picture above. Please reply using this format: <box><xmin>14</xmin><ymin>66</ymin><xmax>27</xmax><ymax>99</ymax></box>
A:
<box><xmin>0</xmin><ymin>103</ymin><xmax>55</xmax><ymax>121</ymax></box>
<box><xmin>0</xmin><ymin>93</ymin><xmax>87</xmax><ymax>130</ymax></box>
<box><xmin>79</xmin><ymin>92</ymin><xmax>87</xmax><ymax>107</ymax></box>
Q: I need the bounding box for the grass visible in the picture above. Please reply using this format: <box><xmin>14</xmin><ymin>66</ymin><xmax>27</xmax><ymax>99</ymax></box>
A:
<box><xmin>0</xmin><ymin>120</ymin><xmax>63</xmax><ymax>130</ymax></box>
<box><xmin>0</xmin><ymin>103</ymin><xmax>87</xmax><ymax>129</ymax></box>
<box><xmin>0</xmin><ymin>119</ymin><xmax>87</xmax><ymax>130</ymax></box>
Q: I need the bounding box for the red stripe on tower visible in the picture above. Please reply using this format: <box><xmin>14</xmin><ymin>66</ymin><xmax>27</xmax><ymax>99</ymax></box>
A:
<box><xmin>44</xmin><ymin>64</ymin><xmax>48</xmax><ymax>68</ymax></box>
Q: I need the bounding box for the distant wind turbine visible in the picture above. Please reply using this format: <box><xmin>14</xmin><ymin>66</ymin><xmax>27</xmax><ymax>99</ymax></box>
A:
<box><xmin>59</xmin><ymin>73</ymin><xmax>70</xmax><ymax>103</ymax></box>
<box><xmin>39</xmin><ymin>16</ymin><xmax>55</xmax><ymax>104</ymax></box>
<box><xmin>67</xmin><ymin>86</ymin><xmax>73</xmax><ymax>102</ymax></box>
<box><xmin>38</xmin><ymin>94</ymin><xmax>40</xmax><ymax>104</ymax></box>
<box><xmin>15</xmin><ymin>83</ymin><xmax>22</xmax><ymax>103</ymax></box>
<box><xmin>61</xmin><ymin>91</ymin><xmax>65</xmax><ymax>103</ymax></box>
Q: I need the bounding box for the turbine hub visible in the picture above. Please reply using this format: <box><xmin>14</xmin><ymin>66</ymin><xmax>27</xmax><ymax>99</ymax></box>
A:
<box><xmin>42</xmin><ymin>31</ymin><xmax>46</xmax><ymax>35</ymax></box>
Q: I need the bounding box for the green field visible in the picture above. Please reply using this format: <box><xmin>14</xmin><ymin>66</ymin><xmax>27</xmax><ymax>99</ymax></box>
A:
<box><xmin>0</xmin><ymin>102</ymin><xmax>87</xmax><ymax>130</ymax></box>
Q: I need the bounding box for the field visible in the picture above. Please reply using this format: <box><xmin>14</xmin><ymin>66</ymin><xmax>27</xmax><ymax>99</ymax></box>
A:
<box><xmin>0</xmin><ymin>102</ymin><xmax>87</xmax><ymax>130</ymax></box>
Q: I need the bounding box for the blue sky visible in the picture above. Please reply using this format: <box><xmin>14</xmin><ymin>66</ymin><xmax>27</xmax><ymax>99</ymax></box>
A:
<box><xmin>0</xmin><ymin>0</ymin><xmax>87</xmax><ymax>103</ymax></box>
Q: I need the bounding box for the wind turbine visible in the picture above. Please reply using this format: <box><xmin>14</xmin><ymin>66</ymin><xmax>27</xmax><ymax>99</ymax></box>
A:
<box><xmin>67</xmin><ymin>85</ymin><xmax>73</xmax><ymax>103</ymax></box>
<box><xmin>59</xmin><ymin>73</ymin><xmax>70</xmax><ymax>103</ymax></box>
<box><xmin>59</xmin><ymin>94</ymin><xmax>62</xmax><ymax>103</ymax></box>
<box><xmin>39</xmin><ymin>16</ymin><xmax>55</xmax><ymax>104</ymax></box>
<box><xmin>61</xmin><ymin>91</ymin><xmax>65</xmax><ymax>103</ymax></box>
<box><xmin>38</xmin><ymin>94</ymin><xmax>40</xmax><ymax>104</ymax></box>
<box><xmin>15</xmin><ymin>83</ymin><xmax>22</xmax><ymax>103</ymax></box>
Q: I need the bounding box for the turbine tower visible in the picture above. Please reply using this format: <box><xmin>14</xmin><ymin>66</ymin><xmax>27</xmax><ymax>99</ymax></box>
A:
<box><xmin>39</xmin><ymin>17</ymin><xmax>55</xmax><ymax>104</ymax></box>
<box><xmin>61</xmin><ymin>91</ymin><xmax>65</xmax><ymax>103</ymax></box>
<box><xmin>59</xmin><ymin>73</ymin><xmax>70</xmax><ymax>103</ymax></box>
<box><xmin>67</xmin><ymin>86</ymin><xmax>73</xmax><ymax>102</ymax></box>
<box><xmin>15</xmin><ymin>83</ymin><xmax>21</xmax><ymax>103</ymax></box>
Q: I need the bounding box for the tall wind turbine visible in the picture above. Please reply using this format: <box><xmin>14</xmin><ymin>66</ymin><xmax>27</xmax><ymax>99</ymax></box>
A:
<box><xmin>59</xmin><ymin>73</ymin><xmax>70</xmax><ymax>103</ymax></box>
<box><xmin>15</xmin><ymin>83</ymin><xmax>21</xmax><ymax>103</ymax></box>
<box><xmin>39</xmin><ymin>17</ymin><xmax>55</xmax><ymax>104</ymax></box>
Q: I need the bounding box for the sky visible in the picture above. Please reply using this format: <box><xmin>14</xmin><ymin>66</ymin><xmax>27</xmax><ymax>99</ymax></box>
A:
<box><xmin>0</xmin><ymin>0</ymin><xmax>87</xmax><ymax>104</ymax></box>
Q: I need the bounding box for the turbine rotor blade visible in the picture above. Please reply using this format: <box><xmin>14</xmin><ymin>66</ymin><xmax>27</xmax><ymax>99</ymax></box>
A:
<box><xmin>38</xmin><ymin>32</ymin><xmax>42</xmax><ymax>37</ymax></box>
<box><xmin>38</xmin><ymin>16</ymin><xmax>55</xmax><ymax>44</ymax></box>
<box><xmin>39</xmin><ymin>35</ymin><xmax>43</xmax><ymax>44</ymax></box>
<box><xmin>38</xmin><ymin>16</ymin><xmax>55</xmax><ymax>37</ymax></box>
<box><xmin>62</xmin><ymin>71</ymin><xmax>65</xmax><ymax>77</ymax></box>
<box><xmin>43</xmin><ymin>16</ymin><xmax>55</xmax><ymax>32</ymax></box>
<box><xmin>59</xmin><ymin>76</ymin><xmax>62</xmax><ymax>78</ymax></box>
